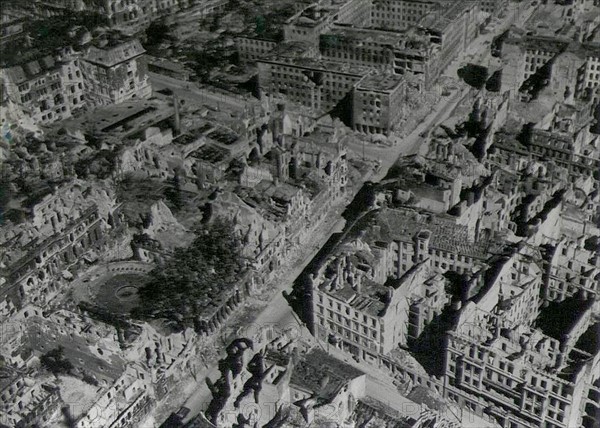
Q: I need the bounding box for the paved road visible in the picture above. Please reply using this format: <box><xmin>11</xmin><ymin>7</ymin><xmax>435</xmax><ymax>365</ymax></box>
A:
<box><xmin>151</xmin><ymin>6</ymin><xmax>539</xmax><ymax>423</ymax></box>
<box><xmin>149</xmin><ymin>72</ymin><xmax>255</xmax><ymax>112</ymax></box>
<box><xmin>178</xmin><ymin>208</ymin><xmax>347</xmax><ymax>421</ymax></box>
<box><xmin>168</xmin><ymin>80</ymin><xmax>471</xmax><ymax>422</ymax></box>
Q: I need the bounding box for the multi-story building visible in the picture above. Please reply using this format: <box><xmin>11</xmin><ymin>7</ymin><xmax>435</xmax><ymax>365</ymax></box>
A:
<box><xmin>311</xmin><ymin>260</ymin><xmax>448</xmax><ymax>362</ymax></box>
<box><xmin>1</xmin><ymin>53</ymin><xmax>85</xmax><ymax>128</ymax></box>
<box><xmin>235</xmin><ymin>36</ymin><xmax>279</xmax><ymax>63</ymax></box>
<box><xmin>319</xmin><ymin>27</ymin><xmax>400</xmax><ymax>74</ymax></box>
<box><xmin>443</xmin><ymin>248</ymin><xmax>600</xmax><ymax>428</ymax></box>
<box><xmin>308</xmin><ymin>206</ymin><xmax>493</xmax><ymax>362</ymax></box>
<box><xmin>371</xmin><ymin>0</ymin><xmax>438</xmax><ymax>30</ymax></box>
<box><xmin>489</xmin><ymin>102</ymin><xmax>600</xmax><ymax>182</ymax></box>
<box><xmin>0</xmin><ymin>368</ymin><xmax>61</xmax><ymax>428</ymax></box>
<box><xmin>283</xmin><ymin>4</ymin><xmax>338</xmax><ymax>48</ymax></box>
<box><xmin>500</xmin><ymin>33</ymin><xmax>600</xmax><ymax>104</ymax></box>
<box><xmin>541</xmin><ymin>237</ymin><xmax>600</xmax><ymax>302</ymax></box>
<box><xmin>478</xmin><ymin>0</ymin><xmax>508</xmax><ymax>16</ymax></box>
<box><xmin>419</xmin><ymin>0</ymin><xmax>479</xmax><ymax>75</ymax></box>
<box><xmin>0</xmin><ymin>182</ymin><xmax>122</xmax><ymax>319</ymax></box>
<box><xmin>352</xmin><ymin>73</ymin><xmax>406</xmax><ymax>135</ymax></box>
<box><xmin>81</xmin><ymin>39</ymin><xmax>152</xmax><ymax>107</ymax></box>
<box><xmin>24</xmin><ymin>0</ymin><xmax>201</xmax><ymax>35</ymax></box>
<box><xmin>319</xmin><ymin>25</ymin><xmax>441</xmax><ymax>86</ymax></box>
<box><xmin>257</xmin><ymin>53</ymin><xmax>371</xmax><ymax>113</ymax></box>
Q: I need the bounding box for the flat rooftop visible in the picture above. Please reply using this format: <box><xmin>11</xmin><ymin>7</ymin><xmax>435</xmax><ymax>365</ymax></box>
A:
<box><xmin>323</xmin><ymin>26</ymin><xmax>406</xmax><ymax>47</ymax></box>
<box><xmin>62</xmin><ymin>99</ymin><xmax>175</xmax><ymax>137</ymax></box>
<box><xmin>260</xmin><ymin>56</ymin><xmax>372</xmax><ymax>76</ymax></box>
<box><xmin>290</xmin><ymin>348</ymin><xmax>364</xmax><ymax>398</ymax></box>
<box><xmin>363</xmin><ymin>207</ymin><xmax>491</xmax><ymax>258</ymax></box>
<box><xmin>356</xmin><ymin>73</ymin><xmax>405</xmax><ymax>92</ymax></box>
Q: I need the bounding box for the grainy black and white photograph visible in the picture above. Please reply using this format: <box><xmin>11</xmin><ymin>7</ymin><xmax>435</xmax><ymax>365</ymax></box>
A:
<box><xmin>0</xmin><ymin>0</ymin><xmax>599</xmax><ymax>427</ymax></box>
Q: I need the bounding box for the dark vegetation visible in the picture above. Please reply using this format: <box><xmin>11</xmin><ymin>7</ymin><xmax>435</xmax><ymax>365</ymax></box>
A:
<box><xmin>132</xmin><ymin>218</ymin><xmax>244</xmax><ymax>329</ymax></box>
<box><xmin>1</xmin><ymin>12</ymin><xmax>108</xmax><ymax>67</ymax></box>
<box><xmin>457</xmin><ymin>64</ymin><xmax>489</xmax><ymax>89</ymax></box>
<box><xmin>144</xmin><ymin>20</ymin><xmax>174</xmax><ymax>51</ymax></box>
<box><xmin>41</xmin><ymin>346</ymin><xmax>73</xmax><ymax>376</ymax></box>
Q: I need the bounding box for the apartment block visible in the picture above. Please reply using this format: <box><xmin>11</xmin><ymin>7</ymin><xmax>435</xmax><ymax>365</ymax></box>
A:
<box><xmin>311</xmin><ymin>259</ymin><xmax>449</xmax><ymax>362</ymax></box>
<box><xmin>443</xmin><ymin>249</ymin><xmax>600</xmax><ymax>428</ymax></box>
<box><xmin>81</xmin><ymin>39</ymin><xmax>151</xmax><ymax>107</ymax></box>
<box><xmin>352</xmin><ymin>73</ymin><xmax>406</xmax><ymax>135</ymax></box>
<box><xmin>1</xmin><ymin>54</ymin><xmax>85</xmax><ymax>127</ymax></box>
<box><xmin>257</xmin><ymin>55</ymin><xmax>371</xmax><ymax>113</ymax></box>
<box><xmin>372</xmin><ymin>0</ymin><xmax>438</xmax><ymax>30</ymax></box>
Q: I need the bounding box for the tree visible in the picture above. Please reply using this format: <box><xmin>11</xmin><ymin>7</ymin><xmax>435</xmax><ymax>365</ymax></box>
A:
<box><xmin>164</xmin><ymin>173</ymin><xmax>183</xmax><ymax>211</ymax></box>
<box><xmin>41</xmin><ymin>346</ymin><xmax>73</xmax><ymax>376</ymax></box>
<box><xmin>145</xmin><ymin>21</ymin><xmax>172</xmax><ymax>48</ymax></box>
<box><xmin>133</xmin><ymin>218</ymin><xmax>243</xmax><ymax>328</ymax></box>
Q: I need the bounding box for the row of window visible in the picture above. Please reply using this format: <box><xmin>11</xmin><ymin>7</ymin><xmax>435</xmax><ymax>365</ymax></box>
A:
<box><xmin>318</xmin><ymin>294</ymin><xmax>378</xmax><ymax>326</ymax></box>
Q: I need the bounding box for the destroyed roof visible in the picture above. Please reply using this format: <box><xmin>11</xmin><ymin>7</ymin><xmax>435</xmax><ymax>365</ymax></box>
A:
<box><xmin>364</xmin><ymin>208</ymin><xmax>491</xmax><ymax>258</ymax></box>
<box><xmin>290</xmin><ymin>349</ymin><xmax>364</xmax><ymax>400</ymax></box>
<box><xmin>323</xmin><ymin>26</ymin><xmax>406</xmax><ymax>47</ymax></box>
<box><xmin>320</xmin><ymin>273</ymin><xmax>391</xmax><ymax>317</ymax></box>
<box><xmin>259</xmin><ymin>56</ymin><xmax>372</xmax><ymax>76</ymax></box>
<box><xmin>354</xmin><ymin>397</ymin><xmax>417</xmax><ymax>427</ymax></box>
<box><xmin>62</xmin><ymin>99</ymin><xmax>174</xmax><ymax>137</ymax></box>
<box><xmin>355</xmin><ymin>73</ymin><xmax>405</xmax><ymax>92</ymax></box>
<box><xmin>3</xmin><ymin>56</ymin><xmax>59</xmax><ymax>84</ymax></box>
<box><xmin>255</xmin><ymin>179</ymin><xmax>303</xmax><ymax>203</ymax></box>
<box><xmin>84</xmin><ymin>39</ymin><xmax>145</xmax><ymax>67</ymax></box>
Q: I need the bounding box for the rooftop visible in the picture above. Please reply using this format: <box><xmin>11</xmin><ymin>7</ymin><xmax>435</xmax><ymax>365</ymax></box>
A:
<box><xmin>323</xmin><ymin>26</ymin><xmax>405</xmax><ymax>47</ymax></box>
<box><xmin>3</xmin><ymin>56</ymin><xmax>58</xmax><ymax>84</ymax></box>
<box><xmin>363</xmin><ymin>207</ymin><xmax>491</xmax><ymax>258</ymax></box>
<box><xmin>290</xmin><ymin>348</ymin><xmax>364</xmax><ymax>400</ymax></box>
<box><xmin>255</xmin><ymin>179</ymin><xmax>303</xmax><ymax>203</ymax></box>
<box><xmin>355</xmin><ymin>73</ymin><xmax>405</xmax><ymax>92</ymax></box>
<box><xmin>83</xmin><ymin>39</ymin><xmax>145</xmax><ymax>68</ymax></box>
<box><xmin>259</xmin><ymin>55</ymin><xmax>372</xmax><ymax>76</ymax></box>
<box><xmin>62</xmin><ymin>99</ymin><xmax>175</xmax><ymax>137</ymax></box>
<box><xmin>320</xmin><ymin>267</ymin><xmax>392</xmax><ymax>317</ymax></box>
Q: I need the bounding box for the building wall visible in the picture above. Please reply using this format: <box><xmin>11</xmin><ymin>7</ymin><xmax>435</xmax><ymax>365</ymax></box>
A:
<box><xmin>1</xmin><ymin>58</ymin><xmax>85</xmax><ymax>126</ymax></box>
<box><xmin>4</xmin><ymin>207</ymin><xmax>104</xmax><ymax>313</ymax></box>
<box><xmin>371</xmin><ymin>0</ymin><xmax>438</xmax><ymax>31</ymax></box>
<box><xmin>236</xmin><ymin>37</ymin><xmax>277</xmax><ymax>63</ymax></box>
<box><xmin>337</xmin><ymin>0</ymin><xmax>373</xmax><ymax>27</ymax></box>
<box><xmin>351</xmin><ymin>80</ymin><xmax>405</xmax><ymax>135</ymax></box>
<box><xmin>319</xmin><ymin>33</ymin><xmax>394</xmax><ymax>73</ymax></box>
<box><xmin>82</xmin><ymin>52</ymin><xmax>151</xmax><ymax>107</ymax></box>
<box><xmin>257</xmin><ymin>60</ymin><xmax>365</xmax><ymax>112</ymax></box>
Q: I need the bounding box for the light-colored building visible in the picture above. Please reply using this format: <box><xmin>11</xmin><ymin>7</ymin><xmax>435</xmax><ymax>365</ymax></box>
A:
<box><xmin>371</xmin><ymin>0</ymin><xmax>438</xmax><ymax>30</ymax></box>
<box><xmin>443</xmin><ymin>247</ymin><xmax>600</xmax><ymax>428</ymax></box>
<box><xmin>257</xmin><ymin>54</ymin><xmax>371</xmax><ymax>113</ymax></box>
<box><xmin>1</xmin><ymin>54</ymin><xmax>85</xmax><ymax>128</ymax></box>
<box><xmin>352</xmin><ymin>73</ymin><xmax>406</xmax><ymax>135</ymax></box>
<box><xmin>81</xmin><ymin>39</ymin><xmax>151</xmax><ymax>107</ymax></box>
<box><xmin>311</xmin><ymin>259</ymin><xmax>448</xmax><ymax>362</ymax></box>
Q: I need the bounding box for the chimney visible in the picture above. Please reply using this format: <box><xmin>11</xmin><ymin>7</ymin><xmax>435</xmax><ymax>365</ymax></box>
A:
<box><xmin>173</xmin><ymin>94</ymin><xmax>181</xmax><ymax>135</ymax></box>
<box><xmin>225</xmin><ymin>369</ymin><xmax>234</xmax><ymax>391</ymax></box>
<box><xmin>355</xmin><ymin>276</ymin><xmax>362</xmax><ymax>294</ymax></box>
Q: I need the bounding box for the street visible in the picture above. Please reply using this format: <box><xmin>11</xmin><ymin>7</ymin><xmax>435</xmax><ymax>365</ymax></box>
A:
<box><xmin>145</xmin><ymin>3</ymin><xmax>540</xmax><ymax>424</ymax></box>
